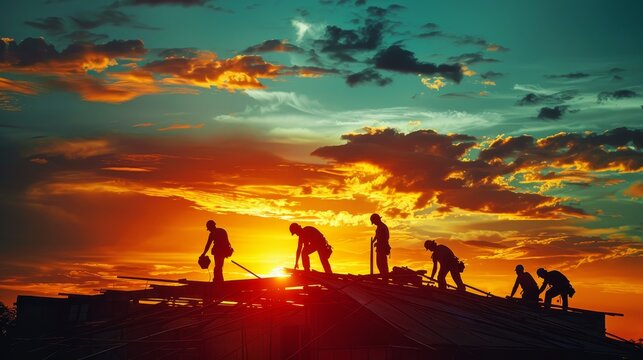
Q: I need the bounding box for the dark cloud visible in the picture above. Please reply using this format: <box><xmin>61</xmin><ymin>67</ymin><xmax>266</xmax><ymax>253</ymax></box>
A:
<box><xmin>345</xmin><ymin>68</ymin><xmax>392</xmax><ymax>87</ymax></box>
<box><xmin>156</xmin><ymin>47</ymin><xmax>200</xmax><ymax>58</ymax></box>
<box><xmin>242</xmin><ymin>39</ymin><xmax>305</xmax><ymax>54</ymax></box>
<box><xmin>597</xmin><ymin>89</ymin><xmax>638</xmax><ymax>102</ymax></box>
<box><xmin>453</xmin><ymin>35</ymin><xmax>508</xmax><ymax>51</ymax></box>
<box><xmin>282</xmin><ymin>65</ymin><xmax>340</xmax><ymax>77</ymax></box>
<box><xmin>516</xmin><ymin>90</ymin><xmax>577</xmax><ymax>106</ymax></box>
<box><xmin>448</xmin><ymin>52</ymin><xmax>499</xmax><ymax>65</ymax></box>
<box><xmin>373</xmin><ymin>45</ymin><xmax>463</xmax><ymax>83</ymax></box>
<box><xmin>314</xmin><ymin>20</ymin><xmax>385</xmax><ymax>61</ymax></box>
<box><xmin>537</xmin><ymin>105</ymin><xmax>569</xmax><ymax>120</ymax></box>
<box><xmin>544</xmin><ymin>72</ymin><xmax>590</xmax><ymax>79</ymax></box>
<box><xmin>612</xmin><ymin>75</ymin><xmax>623</xmax><ymax>81</ymax></box>
<box><xmin>312</xmin><ymin>128</ymin><xmax>588</xmax><ymax>218</ymax></box>
<box><xmin>355</xmin><ymin>0</ymin><xmax>366</xmax><ymax>5</ymax></box>
<box><xmin>24</xmin><ymin>17</ymin><xmax>66</xmax><ymax>35</ymax></box>
<box><xmin>62</xmin><ymin>30</ymin><xmax>109</xmax><ymax>43</ymax></box>
<box><xmin>422</xmin><ymin>22</ymin><xmax>439</xmax><ymax>30</ymax></box>
<box><xmin>479</xmin><ymin>127</ymin><xmax>642</xmax><ymax>171</ymax></box>
<box><xmin>366</xmin><ymin>5</ymin><xmax>404</xmax><ymax>17</ymax></box>
<box><xmin>609</xmin><ymin>67</ymin><xmax>625</xmax><ymax>73</ymax></box>
<box><xmin>127</xmin><ymin>0</ymin><xmax>207</xmax><ymax>5</ymax></box>
<box><xmin>418</xmin><ymin>31</ymin><xmax>443</xmax><ymax>38</ymax></box>
<box><xmin>0</xmin><ymin>37</ymin><xmax>145</xmax><ymax>72</ymax></box>
<box><xmin>480</xmin><ymin>71</ymin><xmax>503</xmax><ymax>79</ymax></box>
<box><xmin>70</xmin><ymin>9</ymin><xmax>158</xmax><ymax>30</ymax></box>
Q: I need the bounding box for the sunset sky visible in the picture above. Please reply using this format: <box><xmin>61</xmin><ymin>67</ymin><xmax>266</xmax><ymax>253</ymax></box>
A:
<box><xmin>1</xmin><ymin>0</ymin><xmax>642</xmax><ymax>339</ymax></box>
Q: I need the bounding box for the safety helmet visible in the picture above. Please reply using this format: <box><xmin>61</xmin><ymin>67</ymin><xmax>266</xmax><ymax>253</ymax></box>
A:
<box><xmin>289</xmin><ymin>223</ymin><xmax>302</xmax><ymax>235</ymax></box>
<box><xmin>370</xmin><ymin>213</ymin><xmax>381</xmax><ymax>224</ymax></box>
<box><xmin>424</xmin><ymin>240</ymin><xmax>436</xmax><ymax>250</ymax></box>
<box><xmin>515</xmin><ymin>264</ymin><xmax>524</xmax><ymax>272</ymax></box>
<box><xmin>206</xmin><ymin>220</ymin><xmax>216</xmax><ymax>228</ymax></box>
<box><xmin>536</xmin><ymin>268</ymin><xmax>547</xmax><ymax>278</ymax></box>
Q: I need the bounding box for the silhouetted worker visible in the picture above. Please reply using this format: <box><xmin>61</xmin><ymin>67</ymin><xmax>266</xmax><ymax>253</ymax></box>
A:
<box><xmin>290</xmin><ymin>223</ymin><xmax>332</xmax><ymax>273</ymax></box>
<box><xmin>370</xmin><ymin>213</ymin><xmax>391</xmax><ymax>276</ymax></box>
<box><xmin>537</xmin><ymin>268</ymin><xmax>575</xmax><ymax>311</ymax></box>
<box><xmin>424</xmin><ymin>240</ymin><xmax>465</xmax><ymax>291</ymax></box>
<box><xmin>510</xmin><ymin>264</ymin><xmax>539</xmax><ymax>306</ymax></box>
<box><xmin>201</xmin><ymin>219</ymin><xmax>229</xmax><ymax>283</ymax></box>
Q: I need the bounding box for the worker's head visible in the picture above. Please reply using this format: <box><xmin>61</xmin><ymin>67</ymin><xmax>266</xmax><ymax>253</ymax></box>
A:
<box><xmin>370</xmin><ymin>213</ymin><xmax>382</xmax><ymax>225</ymax></box>
<box><xmin>289</xmin><ymin>223</ymin><xmax>302</xmax><ymax>236</ymax></box>
<box><xmin>536</xmin><ymin>268</ymin><xmax>547</xmax><ymax>278</ymax></box>
<box><xmin>424</xmin><ymin>240</ymin><xmax>437</xmax><ymax>251</ymax></box>
<box><xmin>515</xmin><ymin>264</ymin><xmax>524</xmax><ymax>274</ymax></box>
<box><xmin>206</xmin><ymin>220</ymin><xmax>216</xmax><ymax>231</ymax></box>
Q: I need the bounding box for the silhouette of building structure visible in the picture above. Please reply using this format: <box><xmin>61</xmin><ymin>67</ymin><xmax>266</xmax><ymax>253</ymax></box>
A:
<box><xmin>9</xmin><ymin>270</ymin><xmax>641</xmax><ymax>359</ymax></box>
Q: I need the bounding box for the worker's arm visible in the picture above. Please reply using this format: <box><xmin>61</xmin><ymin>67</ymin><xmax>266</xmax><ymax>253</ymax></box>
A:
<box><xmin>538</xmin><ymin>280</ymin><xmax>548</xmax><ymax>294</ymax></box>
<box><xmin>294</xmin><ymin>239</ymin><xmax>302</xmax><ymax>269</ymax></box>
<box><xmin>430</xmin><ymin>258</ymin><xmax>437</xmax><ymax>279</ymax></box>
<box><xmin>510</xmin><ymin>277</ymin><xmax>519</xmax><ymax>297</ymax></box>
<box><xmin>201</xmin><ymin>235</ymin><xmax>213</xmax><ymax>256</ymax></box>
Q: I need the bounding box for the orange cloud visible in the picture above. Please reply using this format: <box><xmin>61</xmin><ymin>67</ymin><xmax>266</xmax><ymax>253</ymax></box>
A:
<box><xmin>133</xmin><ymin>122</ymin><xmax>154</xmax><ymax>127</ymax></box>
<box><xmin>101</xmin><ymin>167</ymin><xmax>153</xmax><ymax>172</ymax></box>
<box><xmin>145</xmin><ymin>51</ymin><xmax>282</xmax><ymax>91</ymax></box>
<box><xmin>48</xmin><ymin>75</ymin><xmax>163</xmax><ymax>103</ymax></box>
<box><xmin>624</xmin><ymin>182</ymin><xmax>643</xmax><ymax>198</ymax></box>
<box><xmin>157</xmin><ymin>123</ymin><xmax>205</xmax><ymax>131</ymax></box>
<box><xmin>0</xmin><ymin>77</ymin><xmax>37</xmax><ymax>94</ymax></box>
<box><xmin>0</xmin><ymin>37</ymin><xmax>146</xmax><ymax>75</ymax></box>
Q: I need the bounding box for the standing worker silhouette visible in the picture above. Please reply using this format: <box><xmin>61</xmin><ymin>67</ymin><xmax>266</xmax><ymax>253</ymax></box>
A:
<box><xmin>370</xmin><ymin>213</ymin><xmax>391</xmax><ymax>276</ymax></box>
<box><xmin>424</xmin><ymin>240</ymin><xmax>465</xmax><ymax>291</ymax></box>
<box><xmin>537</xmin><ymin>268</ymin><xmax>575</xmax><ymax>311</ymax></box>
<box><xmin>509</xmin><ymin>264</ymin><xmax>539</xmax><ymax>306</ymax></box>
<box><xmin>290</xmin><ymin>223</ymin><xmax>333</xmax><ymax>273</ymax></box>
<box><xmin>201</xmin><ymin>220</ymin><xmax>230</xmax><ymax>283</ymax></box>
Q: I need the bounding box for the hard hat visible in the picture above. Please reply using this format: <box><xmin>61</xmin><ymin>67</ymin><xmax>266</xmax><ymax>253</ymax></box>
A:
<box><xmin>515</xmin><ymin>264</ymin><xmax>524</xmax><ymax>272</ymax></box>
<box><xmin>289</xmin><ymin>223</ymin><xmax>301</xmax><ymax>235</ymax></box>
<box><xmin>370</xmin><ymin>213</ymin><xmax>381</xmax><ymax>223</ymax></box>
<box><xmin>424</xmin><ymin>240</ymin><xmax>436</xmax><ymax>250</ymax></box>
<box><xmin>206</xmin><ymin>220</ymin><xmax>216</xmax><ymax>228</ymax></box>
<box><xmin>536</xmin><ymin>268</ymin><xmax>547</xmax><ymax>277</ymax></box>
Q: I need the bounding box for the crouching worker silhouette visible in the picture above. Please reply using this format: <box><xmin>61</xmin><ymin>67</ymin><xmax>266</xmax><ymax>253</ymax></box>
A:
<box><xmin>424</xmin><ymin>240</ymin><xmax>465</xmax><ymax>292</ymax></box>
<box><xmin>537</xmin><ymin>268</ymin><xmax>576</xmax><ymax>311</ymax></box>
<box><xmin>509</xmin><ymin>264</ymin><xmax>539</xmax><ymax>306</ymax></box>
<box><xmin>290</xmin><ymin>223</ymin><xmax>332</xmax><ymax>273</ymax></box>
<box><xmin>201</xmin><ymin>219</ymin><xmax>233</xmax><ymax>283</ymax></box>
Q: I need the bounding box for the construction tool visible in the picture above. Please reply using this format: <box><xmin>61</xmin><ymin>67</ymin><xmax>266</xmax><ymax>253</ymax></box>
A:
<box><xmin>231</xmin><ymin>260</ymin><xmax>262</xmax><ymax>279</ymax></box>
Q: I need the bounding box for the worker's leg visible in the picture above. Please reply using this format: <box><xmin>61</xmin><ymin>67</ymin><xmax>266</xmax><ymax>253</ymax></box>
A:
<box><xmin>301</xmin><ymin>246</ymin><xmax>314</xmax><ymax>271</ymax></box>
<box><xmin>376</xmin><ymin>251</ymin><xmax>389</xmax><ymax>276</ymax></box>
<box><xmin>449</xmin><ymin>267</ymin><xmax>465</xmax><ymax>292</ymax></box>
<box><xmin>319</xmin><ymin>251</ymin><xmax>332</xmax><ymax>274</ymax></box>
<box><xmin>544</xmin><ymin>287</ymin><xmax>560</xmax><ymax>309</ymax></box>
<box><xmin>437</xmin><ymin>265</ymin><xmax>449</xmax><ymax>290</ymax></box>
<box><xmin>213</xmin><ymin>254</ymin><xmax>225</xmax><ymax>282</ymax></box>
<box><xmin>560</xmin><ymin>291</ymin><xmax>568</xmax><ymax>311</ymax></box>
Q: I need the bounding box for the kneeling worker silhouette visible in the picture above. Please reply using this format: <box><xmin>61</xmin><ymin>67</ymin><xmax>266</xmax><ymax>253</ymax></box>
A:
<box><xmin>290</xmin><ymin>223</ymin><xmax>333</xmax><ymax>274</ymax></box>
<box><xmin>537</xmin><ymin>268</ymin><xmax>575</xmax><ymax>311</ymax></box>
<box><xmin>509</xmin><ymin>264</ymin><xmax>539</xmax><ymax>306</ymax></box>
<box><xmin>424</xmin><ymin>240</ymin><xmax>465</xmax><ymax>291</ymax></box>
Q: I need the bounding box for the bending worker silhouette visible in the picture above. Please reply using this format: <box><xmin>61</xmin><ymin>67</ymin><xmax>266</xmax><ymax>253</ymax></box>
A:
<box><xmin>537</xmin><ymin>268</ymin><xmax>575</xmax><ymax>311</ymax></box>
<box><xmin>201</xmin><ymin>219</ymin><xmax>230</xmax><ymax>282</ymax></box>
<box><xmin>509</xmin><ymin>264</ymin><xmax>539</xmax><ymax>306</ymax></box>
<box><xmin>424</xmin><ymin>240</ymin><xmax>465</xmax><ymax>291</ymax></box>
<box><xmin>370</xmin><ymin>213</ymin><xmax>391</xmax><ymax>276</ymax></box>
<box><xmin>290</xmin><ymin>223</ymin><xmax>332</xmax><ymax>273</ymax></box>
